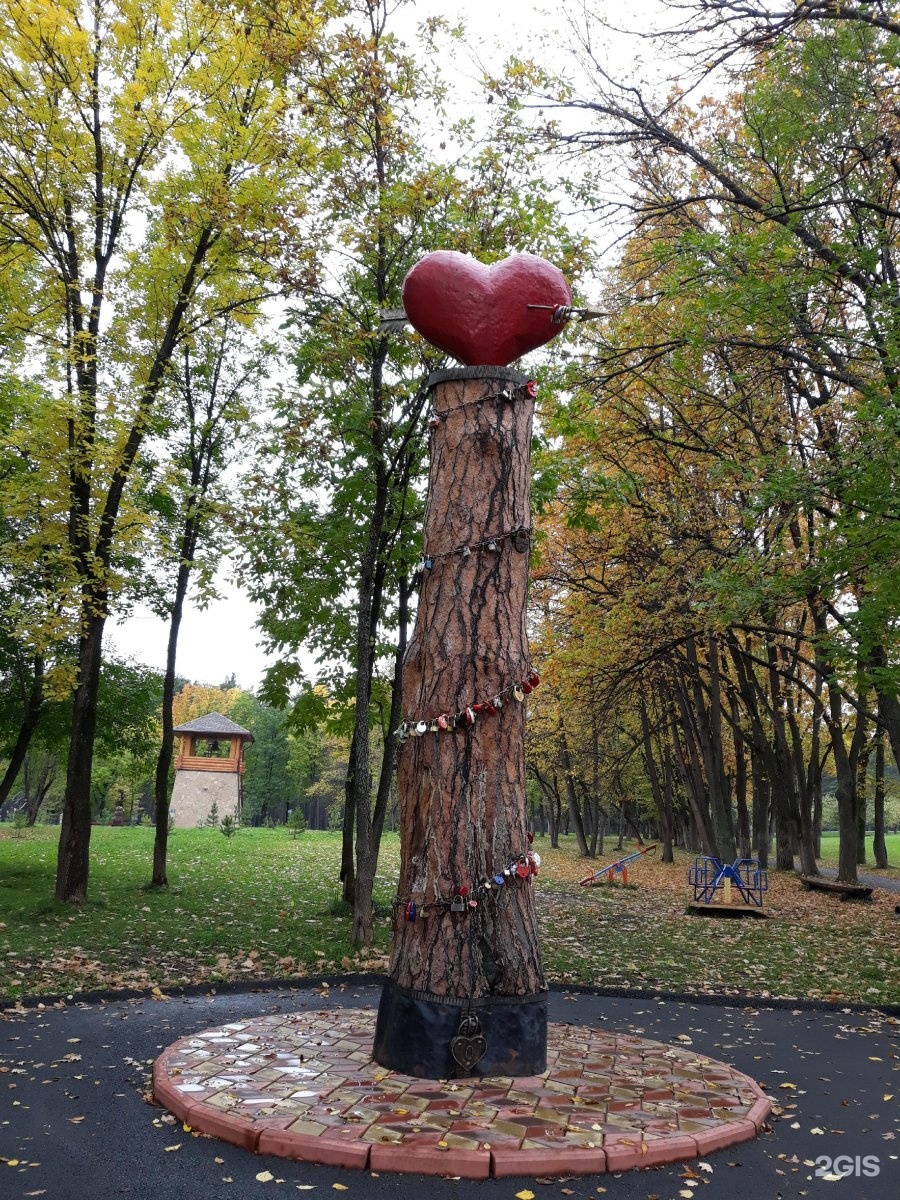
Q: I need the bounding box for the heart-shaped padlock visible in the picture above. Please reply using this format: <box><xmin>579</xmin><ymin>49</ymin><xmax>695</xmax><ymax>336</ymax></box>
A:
<box><xmin>450</xmin><ymin>1010</ymin><xmax>487</xmax><ymax>1074</ymax></box>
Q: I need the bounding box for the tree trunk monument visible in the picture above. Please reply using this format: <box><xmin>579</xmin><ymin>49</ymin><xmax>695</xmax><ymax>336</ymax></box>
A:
<box><xmin>373</xmin><ymin>251</ymin><xmax>572</xmax><ymax>1078</ymax></box>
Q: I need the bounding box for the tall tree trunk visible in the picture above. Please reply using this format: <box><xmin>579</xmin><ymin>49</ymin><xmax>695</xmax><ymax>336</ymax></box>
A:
<box><xmin>660</xmin><ymin>747</ymin><xmax>676</xmax><ymax>862</ymax></box>
<box><xmin>871</xmin><ymin>645</ymin><xmax>900</xmax><ymax>770</ymax></box>
<box><xmin>152</xmin><ymin>532</ymin><xmax>196</xmax><ymax>887</ymax></box>
<box><xmin>872</xmin><ymin>724</ymin><xmax>888</xmax><ymax>869</ymax></box>
<box><xmin>375</xmin><ymin>368</ymin><xmax>545</xmax><ymax>1078</ymax></box>
<box><xmin>855</xmin><ymin>736</ymin><xmax>871</xmax><ymax>865</ymax></box>
<box><xmin>557</xmin><ymin>719</ymin><xmax>589</xmax><ymax>856</ymax></box>
<box><xmin>23</xmin><ymin>752</ymin><xmax>57</xmax><ymax>825</ymax></box>
<box><xmin>0</xmin><ymin>656</ymin><xmax>45</xmax><ymax>808</ymax></box>
<box><xmin>371</xmin><ymin>576</ymin><xmax>410</xmax><ymax>861</ymax></box>
<box><xmin>55</xmin><ymin>614</ymin><xmax>104</xmax><ymax>902</ymax></box>
<box><xmin>670</xmin><ymin>698</ymin><xmax>718</xmax><ymax>858</ymax></box>
<box><xmin>341</xmin><ymin>733</ymin><xmax>356</xmax><ymax>905</ymax></box>
<box><xmin>730</xmin><ymin>692</ymin><xmax>750</xmax><ymax>858</ymax></box>
<box><xmin>750</xmin><ymin>753</ymin><xmax>769</xmax><ymax>868</ymax></box>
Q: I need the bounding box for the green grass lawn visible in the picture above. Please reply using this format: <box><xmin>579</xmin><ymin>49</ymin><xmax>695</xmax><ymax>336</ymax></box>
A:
<box><xmin>0</xmin><ymin>827</ymin><xmax>398</xmax><ymax>1000</ymax></box>
<box><xmin>0</xmin><ymin>826</ymin><xmax>896</xmax><ymax>1007</ymax></box>
<box><xmin>816</xmin><ymin>831</ymin><xmax>900</xmax><ymax>875</ymax></box>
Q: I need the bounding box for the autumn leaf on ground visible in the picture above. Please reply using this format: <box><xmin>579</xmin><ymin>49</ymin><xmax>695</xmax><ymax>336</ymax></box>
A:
<box><xmin>256</xmin><ymin>1171</ymin><xmax>274</xmax><ymax>1182</ymax></box>
<box><xmin>515</xmin><ymin>1191</ymin><xmax>536</xmax><ymax>1200</ymax></box>
<box><xmin>164</xmin><ymin>1144</ymin><xmax>181</xmax><ymax>1152</ymax></box>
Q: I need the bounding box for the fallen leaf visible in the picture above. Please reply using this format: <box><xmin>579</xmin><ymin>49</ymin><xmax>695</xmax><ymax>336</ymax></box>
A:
<box><xmin>67</xmin><ymin>1117</ymin><xmax>85</xmax><ymax>1125</ymax></box>
<box><xmin>332</xmin><ymin>1187</ymin><xmax>348</xmax><ymax>1193</ymax></box>
<box><xmin>698</xmin><ymin>1162</ymin><xmax>713</xmax><ymax>1174</ymax></box>
<box><xmin>256</xmin><ymin>1171</ymin><xmax>274</xmax><ymax>1182</ymax></box>
<box><xmin>516</xmin><ymin>1192</ymin><xmax>536</xmax><ymax>1200</ymax></box>
<box><xmin>164</xmin><ymin>1144</ymin><xmax>181</xmax><ymax>1152</ymax></box>
<box><xmin>810</xmin><ymin>1127</ymin><xmax>825</xmax><ymax>1135</ymax></box>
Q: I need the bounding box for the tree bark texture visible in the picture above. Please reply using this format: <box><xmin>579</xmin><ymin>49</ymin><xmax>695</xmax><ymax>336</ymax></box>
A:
<box><xmin>375</xmin><ymin>369</ymin><xmax>545</xmax><ymax>1077</ymax></box>
<box><xmin>56</xmin><ymin>615</ymin><xmax>104</xmax><ymax>903</ymax></box>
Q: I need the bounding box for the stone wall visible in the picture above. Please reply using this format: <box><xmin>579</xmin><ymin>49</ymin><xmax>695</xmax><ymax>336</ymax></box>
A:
<box><xmin>169</xmin><ymin>770</ymin><xmax>240</xmax><ymax>829</ymax></box>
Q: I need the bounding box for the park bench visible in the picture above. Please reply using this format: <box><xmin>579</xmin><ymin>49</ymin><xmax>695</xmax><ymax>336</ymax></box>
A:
<box><xmin>799</xmin><ymin>875</ymin><xmax>874</xmax><ymax>902</ymax></box>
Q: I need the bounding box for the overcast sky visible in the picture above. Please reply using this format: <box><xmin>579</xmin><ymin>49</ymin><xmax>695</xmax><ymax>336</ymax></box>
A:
<box><xmin>108</xmin><ymin>0</ymin><xmax>673</xmax><ymax>692</ymax></box>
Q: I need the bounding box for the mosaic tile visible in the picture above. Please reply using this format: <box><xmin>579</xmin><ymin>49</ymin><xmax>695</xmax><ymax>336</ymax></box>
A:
<box><xmin>155</xmin><ymin>1006</ymin><xmax>770</xmax><ymax>1178</ymax></box>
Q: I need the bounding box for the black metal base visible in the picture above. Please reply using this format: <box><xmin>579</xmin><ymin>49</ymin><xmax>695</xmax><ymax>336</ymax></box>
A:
<box><xmin>372</xmin><ymin>977</ymin><xmax>548</xmax><ymax>1079</ymax></box>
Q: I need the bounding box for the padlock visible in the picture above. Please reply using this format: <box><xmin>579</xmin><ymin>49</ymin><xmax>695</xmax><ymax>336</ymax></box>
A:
<box><xmin>465</xmin><ymin>707</ymin><xmax>476</xmax><ymax>725</ymax></box>
<box><xmin>429</xmin><ymin>415</ymin><xmax>441</xmax><ymax>428</ymax></box>
<box><xmin>513</xmin><ymin>685</ymin><xmax>525</xmax><ymax>702</ymax></box>
<box><xmin>461</xmin><ymin>545</ymin><xmax>471</xmax><ymax>557</ymax></box>
<box><xmin>513</xmin><ymin>529</ymin><xmax>530</xmax><ymax>553</ymax></box>
<box><xmin>524</xmin><ymin>380</ymin><xmax>538</xmax><ymax>398</ymax></box>
<box><xmin>492</xmin><ymin>696</ymin><xmax>502</xmax><ymax>709</ymax></box>
<box><xmin>437</xmin><ymin>713</ymin><xmax>449</xmax><ymax>730</ymax></box>
<box><xmin>522</xmin><ymin>679</ymin><xmax>533</xmax><ymax>695</ymax></box>
<box><xmin>450</xmin><ymin>895</ymin><xmax>466</xmax><ymax>913</ymax></box>
<box><xmin>528</xmin><ymin>670</ymin><xmax>540</xmax><ymax>688</ymax></box>
<box><xmin>429</xmin><ymin>720</ymin><xmax>439</xmax><ymax>733</ymax></box>
<box><xmin>405</xmin><ymin>900</ymin><xmax>417</xmax><ymax>922</ymax></box>
<box><xmin>424</xmin><ymin>556</ymin><xmax>434</xmax><ymax>570</ymax></box>
<box><xmin>487</xmin><ymin>539</ymin><xmax>498</xmax><ymax>552</ymax></box>
<box><xmin>493</xmin><ymin>874</ymin><xmax>506</xmax><ymax>886</ymax></box>
<box><xmin>415</xmin><ymin>720</ymin><xmax>428</xmax><ymax>735</ymax></box>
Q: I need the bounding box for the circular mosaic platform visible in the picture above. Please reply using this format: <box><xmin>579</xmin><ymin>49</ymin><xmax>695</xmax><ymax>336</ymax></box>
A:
<box><xmin>153</xmin><ymin>1009</ymin><xmax>771</xmax><ymax>1179</ymax></box>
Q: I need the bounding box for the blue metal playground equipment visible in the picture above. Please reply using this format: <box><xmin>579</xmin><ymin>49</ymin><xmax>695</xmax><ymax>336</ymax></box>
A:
<box><xmin>689</xmin><ymin>856</ymin><xmax>768</xmax><ymax>908</ymax></box>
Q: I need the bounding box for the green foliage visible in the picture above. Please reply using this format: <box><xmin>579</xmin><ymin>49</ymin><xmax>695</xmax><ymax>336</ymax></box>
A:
<box><xmin>220</xmin><ymin>814</ymin><xmax>237</xmax><ymax>839</ymax></box>
<box><xmin>231</xmin><ymin>692</ymin><xmax>298</xmax><ymax>825</ymax></box>
<box><xmin>287</xmin><ymin>808</ymin><xmax>306</xmax><ymax>839</ymax></box>
<box><xmin>205</xmin><ymin>801</ymin><xmax>220</xmax><ymax>830</ymax></box>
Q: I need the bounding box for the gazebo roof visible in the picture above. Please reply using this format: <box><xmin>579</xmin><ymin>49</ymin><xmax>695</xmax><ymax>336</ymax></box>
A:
<box><xmin>172</xmin><ymin>711</ymin><xmax>254</xmax><ymax>741</ymax></box>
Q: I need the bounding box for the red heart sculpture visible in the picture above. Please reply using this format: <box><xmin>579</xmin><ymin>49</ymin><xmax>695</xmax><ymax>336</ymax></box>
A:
<box><xmin>402</xmin><ymin>251</ymin><xmax>572</xmax><ymax>366</ymax></box>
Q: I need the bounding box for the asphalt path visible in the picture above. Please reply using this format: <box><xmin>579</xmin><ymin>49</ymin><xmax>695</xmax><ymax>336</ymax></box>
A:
<box><xmin>1</xmin><ymin>982</ymin><xmax>897</xmax><ymax>1200</ymax></box>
